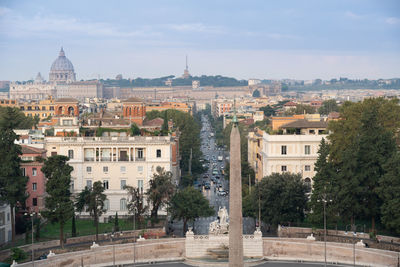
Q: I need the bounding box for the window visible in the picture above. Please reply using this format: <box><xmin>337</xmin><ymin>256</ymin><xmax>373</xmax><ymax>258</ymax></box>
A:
<box><xmin>137</xmin><ymin>148</ymin><xmax>143</xmax><ymax>159</ymax></box>
<box><xmin>281</xmin><ymin>145</ymin><xmax>287</xmax><ymax>155</ymax></box>
<box><xmin>138</xmin><ymin>180</ymin><xmax>144</xmax><ymax>194</ymax></box>
<box><xmin>68</xmin><ymin>149</ymin><xmax>74</xmax><ymax>159</ymax></box>
<box><xmin>305</xmin><ymin>165</ymin><xmax>311</xmax><ymax>171</ymax></box>
<box><xmin>32</xmin><ymin>183</ymin><xmax>37</xmax><ymax>191</ymax></box>
<box><xmin>103</xmin><ymin>166</ymin><xmax>108</xmax><ymax>173</ymax></box>
<box><xmin>21</xmin><ymin>168</ymin><xmax>26</xmax><ymax>176</ymax></box>
<box><xmin>51</xmin><ymin>152</ymin><xmax>57</xmax><ymax>156</ymax></box>
<box><xmin>103</xmin><ymin>180</ymin><xmax>109</xmax><ymax>190</ymax></box>
<box><xmin>137</xmin><ymin>166</ymin><xmax>143</xmax><ymax>172</ymax></box>
<box><xmin>120</xmin><ymin>166</ymin><xmax>126</xmax><ymax>173</ymax></box>
<box><xmin>120</xmin><ymin>198</ymin><xmax>127</xmax><ymax>211</ymax></box>
<box><xmin>156</xmin><ymin>149</ymin><xmax>161</xmax><ymax>158</ymax></box>
<box><xmin>70</xmin><ymin>180</ymin><xmax>74</xmax><ymax>191</ymax></box>
<box><xmin>86</xmin><ymin>166</ymin><xmax>92</xmax><ymax>173</ymax></box>
<box><xmin>32</xmin><ymin>168</ymin><xmax>37</xmax><ymax>176</ymax></box>
<box><xmin>281</xmin><ymin>165</ymin><xmax>287</xmax><ymax>172</ymax></box>
<box><xmin>120</xmin><ymin>180</ymin><xmax>126</xmax><ymax>189</ymax></box>
<box><xmin>32</xmin><ymin>198</ymin><xmax>37</xmax><ymax>206</ymax></box>
<box><xmin>86</xmin><ymin>180</ymin><xmax>92</xmax><ymax>189</ymax></box>
<box><xmin>7</xmin><ymin>213</ymin><xmax>10</xmax><ymax>222</ymax></box>
<box><xmin>104</xmin><ymin>200</ymin><xmax>109</xmax><ymax>211</ymax></box>
<box><xmin>305</xmin><ymin>145</ymin><xmax>311</xmax><ymax>155</ymax></box>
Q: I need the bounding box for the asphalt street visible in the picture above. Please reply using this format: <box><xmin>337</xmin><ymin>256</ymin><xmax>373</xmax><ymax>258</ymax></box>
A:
<box><xmin>169</xmin><ymin>115</ymin><xmax>255</xmax><ymax>236</ymax></box>
<box><xmin>124</xmin><ymin>261</ymin><xmax>356</xmax><ymax>267</ymax></box>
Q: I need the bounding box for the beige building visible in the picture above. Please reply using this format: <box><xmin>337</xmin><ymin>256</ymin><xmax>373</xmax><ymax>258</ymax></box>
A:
<box><xmin>9</xmin><ymin>81</ymin><xmax>56</xmax><ymax>101</ymax></box>
<box><xmin>56</xmin><ymin>81</ymin><xmax>103</xmax><ymax>100</ymax></box>
<box><xmin>0</xmin><ymin>203</ymin><xmax>12</xmax><ymax>245</ymax></box>
<box><xmin>45</xmin><ymin>136</ymin><xmax>180</xmax><ymax>218</ymax></box>
<box><xmin>261</xmin><ymin>132</ymin><xmax>327</xmax><ymax>192</ymax></box>
<box><xmin>247</xmin><ymin>128</ymin><xmax>264</xmax><ymax>182</ymax></box>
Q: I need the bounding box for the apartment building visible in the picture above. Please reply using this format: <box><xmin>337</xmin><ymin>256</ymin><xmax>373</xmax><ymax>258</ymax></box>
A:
<box><xmin>261</xmin><ymin>132</ymin><xmax>327</xmax><ymax>192</ymax></box>
<box><xmin>247</xmin><ymin>128</ymin><xmax>264</xmax><ymax>182</ymax></box>
<box><xmin>45</xmin><ymin>136</ymin><xmax>180</xmax><ymax>218</ymax></box>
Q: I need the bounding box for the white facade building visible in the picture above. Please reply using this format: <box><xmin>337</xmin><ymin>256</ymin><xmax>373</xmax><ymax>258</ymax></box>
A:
<box><xmin>261</xmin><ymin>133</ymin><xmax>328</xmax><ymax>191</ymax></box>
<box><xmin>0</xmin><ymin>203</ymin><xmax>12</xmax><ymax>245</ymax></box>
<box><xmin>45</xmin><ymin>136</ymin><xmax>180</xmax><ymax>218</ymax></box>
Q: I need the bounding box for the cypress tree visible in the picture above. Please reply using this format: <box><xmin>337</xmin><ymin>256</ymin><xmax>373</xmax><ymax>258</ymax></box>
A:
<box><xmin>114</xmin><ymin>212</ymin><xmax>119</xmax><ymax>232</ymax></box>
<box><xmin>71</xmin><ymin>215</ymin><xmax>77</xmax><ymax>237</ymax></box>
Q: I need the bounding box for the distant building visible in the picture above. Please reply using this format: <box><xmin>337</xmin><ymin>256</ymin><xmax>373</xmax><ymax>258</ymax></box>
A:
<box><xmin>19</xmin><ymin>97</ymin><xmax>56</xmax><ymax>120</ymax></box>
<box><xmin>182</xmin><ymin>55</ymin><xmax>191</xmax><ymax>79</ymax></box>
<box><xmin>122</xmin><ymin>98</ymin><xmax>146</xmax><ymax>126</ymax></box>
<box><xmin>115</xmin><ymin>74</ymin><xmax>123</xmax><ymax>80</ymax></box>
<box><xmin>20</xmin><ymin>145</ymin><xmax>47</xmax><ymax>213</ymax></box>
<box><xmin>248</xmin><ymin>79</ymin><xmax>261</xmax><ymax>86</ymax></box>
<box><xmin>49</xmin><ymin>47</ymin><xmax>76</xmax><ymax>83</ymax></box>
<box><xmin>9</xmin><ymin>81</ymin><xmax>56</xmax><ymax>101</ymax></box>
<box><xmin>192</xmin><ymin>80</ymin><xmax>200</xmax><ymax>89</ymax></box>
<box><xmin>56</xmin><ymin>81</ymin><xmax>103</xmax><ymax>100</ymax></box>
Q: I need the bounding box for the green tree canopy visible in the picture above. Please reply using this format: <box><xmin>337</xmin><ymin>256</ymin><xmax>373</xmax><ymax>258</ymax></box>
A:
<box><xmin>249</xmin><ymin>173</ymin><xmax>308</xmax><ymax>226</ymax></box>
<box><xmin>125</xmin><ymin>185</ymin><xmax>148</xmax><ymax>228</ymax></box>
<box><xmin>169</xmin><ymin>186</ymin><xmax>214</xmax><ymax>235</ymax></box>
<box><xmin>259</xmin><ymin>105</ymin><xmax>276</xmax><ymax>117</ymax></box>
<box><xmin>41</xmin><ymin>155</ymin><xmax>74</xmax><ymax>248</ymax></box>
<box><xmin>146</xmin><ymin>166</ymin><xmax>175</xmax><ymax>226</ymax></box>
<box><xmin>75</xmin><ymin>181</ymin><xmax>107</xmax><ymax>242</ymax></box>
<box><xmin>378</xmin><ymin>153</ymin><xmax>400</xmax><ymax>234</ymax></box>
<box><xmin>318</xmin><ymin>99</ymin><xmax>339</xmax><ymax>115</ymax></box>
<box><xmin>0</xmin><ymin>108</ymin><xmax>29</xmax><ymax>242</ymax></box>
<box><xmin>0</xmin><ymin>106</ymin><xmax>36</xmax><ymax>129</ymax></box>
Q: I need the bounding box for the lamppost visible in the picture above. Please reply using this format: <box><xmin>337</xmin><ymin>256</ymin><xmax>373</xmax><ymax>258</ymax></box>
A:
<box><xmin>24</xmin><ymin>211</ymin><xmax>40</xmax><ymax>267</ymax></box>
<box><xmin>132</xmin><ymin>207</ymin><xmax>137</xmax><ymax>266</ymax></box>
<box><xmin>317</xmin><ymin>196</ymin><xmax>332</xmax><ymax>267</ymax></box>
<box><xmin>345</xmin><ymin>224</ymin><xmax>364</xmax><ymax>266</ymax></box>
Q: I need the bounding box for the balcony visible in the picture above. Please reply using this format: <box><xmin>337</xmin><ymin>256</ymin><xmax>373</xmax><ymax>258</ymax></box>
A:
<box><xmin>118</xmin><ymin>157</ymin><xmax>129</xmax><ymax>161</ymax></box>
<box><xmin>101</xmin><ymin>157</ymin><xmax>111</xmax><ymax>162</ymax></box>
<box><xmin>135</xmin><ymin>157</ymin><xmax>146</xmax><ymax>162</ymax></box>
<box><xmin>84</xmin><ymin>157</ymin><xmax>94</xmax><ymax>161</ymax></box>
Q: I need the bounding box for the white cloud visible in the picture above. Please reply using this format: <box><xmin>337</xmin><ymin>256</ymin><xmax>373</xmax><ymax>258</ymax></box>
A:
<box><xmin>385</xmin><ymin>17</ymin><xmax>400</xmax><ymax>25</ymax></box>
<box><xmin>345</xmin><ymin>11</ymin><xmax>363</xmax><ymax>19</ymax></box>
<box><xmin>164</xmin><ymin>23</ymin><xmax>225</xmax><ymax>34</ymax></box>
<box><xmin>0</xmin><ymin>10</ymin><xmax>161</xmax><ymax>39</ymax></box>
<box><xmin>0</xmin><ymin>6</ymin><xmax>11</xmax><ymax>16</ymax></box>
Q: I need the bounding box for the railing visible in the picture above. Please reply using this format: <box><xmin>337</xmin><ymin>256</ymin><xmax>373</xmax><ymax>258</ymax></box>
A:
<box><xmin>136</xmin><ymin>157</ymin><xmax>146</xmax><ymax>162</ymax></box>
<box><xmin>84</xmin><ymin>157</ymin><xmax>94</xmax><ymax>161</ymax></box>
<box><xmin>118</xmin><ymin>157</ymin><xmax>129</xmax><ymax>161</ymax></box>
<box><xmin>101</xmin><ymin>157</ymin><xmax>112</xmax><ymax>162</ymax></box>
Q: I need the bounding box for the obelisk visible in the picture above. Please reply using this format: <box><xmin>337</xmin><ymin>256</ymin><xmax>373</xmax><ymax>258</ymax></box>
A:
<box><xmin>229</xmin><ymin>113</ymin><xmax>244</xmax><ymax>267</ymax></box>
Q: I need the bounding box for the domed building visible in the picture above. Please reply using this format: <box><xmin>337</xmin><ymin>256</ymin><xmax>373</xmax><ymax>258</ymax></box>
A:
<box><xmin>49</xmin><ymin>47</ymin><xmax>76</xmax><ymax>83</ymax></box>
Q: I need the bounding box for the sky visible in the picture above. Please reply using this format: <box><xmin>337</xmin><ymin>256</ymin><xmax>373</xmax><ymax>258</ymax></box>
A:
<box><xmin>0</xmin><ymin>0</ymin><xmax>399</xmax><ymax>81</ymax></box>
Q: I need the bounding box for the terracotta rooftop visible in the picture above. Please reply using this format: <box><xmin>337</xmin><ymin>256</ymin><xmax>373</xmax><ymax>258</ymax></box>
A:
<box><xmin>21</xmin><ymin>145</ymin><xmax>46</xmax><ymax>155</ymax></box>
<box><xmin>123</xmin><ymin>97</ymin><xmax>144</xmax><ymax>103</ymax></box>
<box><xmin>56</xmin><ymin>98</ymin><xmax>79</xmax><ymax>103</ymax></box>
<box><xmin>143</xmin><ymin>118</ymin><xmax>164</xmax><ymax>127</ymax></box>
<box><xmin>280</xmin><ymin>119</ymin><xmax>328</xmax><ymax>129</ymax></box>
<box><xmin>283</xmin><ymin>101</ymin><xmax>297</xmax><ymax>107</ymax></box>
<box><xmin>328</xmin><ymin>112</ymin><xmax>340</xmax><ymax>119</ymax></box>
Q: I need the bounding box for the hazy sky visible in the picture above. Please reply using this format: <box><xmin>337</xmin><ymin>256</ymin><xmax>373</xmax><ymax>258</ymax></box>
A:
<box><xmin>0</xmin><ymin>0</ymin><xmax>399</xmax><ymax>81</ymax></box>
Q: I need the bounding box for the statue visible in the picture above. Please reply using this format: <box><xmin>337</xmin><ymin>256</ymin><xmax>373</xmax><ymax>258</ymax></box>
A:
<box><xmin>209</xmin><ymin>206</ymin><xmax>229</xmax><ymax>235</ymax></box>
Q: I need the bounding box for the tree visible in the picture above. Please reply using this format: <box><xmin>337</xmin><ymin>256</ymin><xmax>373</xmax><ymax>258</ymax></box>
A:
<box><xmin>71</xmin><ymin>215</ymin><xmax>77</xmax><ymax>237</ymax></box>
<box><xmin>0</xmin><ymin>106</ymin><xmax>35</xmax><ymax>129</ymax></box>
<box><xmin>309</xmin><ymin>138</ymin><xmax>338</xmax><ymax>225</ymax></box>
<box><xmin>254</xmin><ymin>173</ymin><xmax>308</xmax><ymax>226</ymax></box>
<box><xmin>41</xmin><ymin>155</ymin><xmax>74</xmax><ymax>248</ymax></box>
<box><xmin>259</xmin><ymin>105</ymin><xmax>276</xmax><ymax>117</ymax></box>
<box><xmin>161</xmin><ymin>113</ymin><xmax>169</xmax><ymax>135</ymax></box>
<box><xmin>318</xmin><ymin>100</ymin><xmax>339</xmax><ymax>115</ymax></box>
<box><xmin>378</xmin><ymin>153</ymin><xmax>400</xmax><ymax>234</ymax></box>
<box><xmin>125</xmin><ymin>185</ymin><xmax>147</xmax><ymax>228</ymax></box>
<box><xmin>75</xmin><ymin>181</ymin><xmax>107</xmax><ymax>242</ymax></box>
<box><xmin>114</xmin><ymin>212</ymin><xmax>119</xmax><ymax>232</ymax></box>
<box><xmin>146</xmin><ymin>167</ymin><xmax>175</xmax><ymax>226</ymax></box>
<box><xmin>130</xmin><ymin>123</ymin><xmax>141</xmax><ymax>136</ymax></box>
<box><xmin>0</xmin><ymin>118</ymin><xmax>28</xmax><ymax>242</ymax></box>
<box><xmin>169</xmin><ymin>187</ymin><xmax>214</xmax><ymax>235</ymax></box>
<box><xmin>285</xmin><ymin>104</ymin><xmax>316</xmax><ymax>115</ymax></box>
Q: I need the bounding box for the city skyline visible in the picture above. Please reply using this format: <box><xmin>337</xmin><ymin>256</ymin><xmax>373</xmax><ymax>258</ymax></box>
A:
<box><xmin>0</xmin><ymin>0</ymin><xmax>399</xmax><ymax>81</ymax></box>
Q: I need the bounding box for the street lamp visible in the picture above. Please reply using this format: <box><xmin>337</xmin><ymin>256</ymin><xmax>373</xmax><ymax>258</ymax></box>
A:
<box><xmin>24</xmin><ymin>211</ymin><xmax>40</xmax><ymax>267</ymax></box>
<box><xmin>345</xmin><ymin>224</ymin><xmax>363</xmax><ymax>266</ymax></box>
<box><xmin>317</xmin><ymin>197</ymin><xmax>332</xmax><ymax>267</ymax></box>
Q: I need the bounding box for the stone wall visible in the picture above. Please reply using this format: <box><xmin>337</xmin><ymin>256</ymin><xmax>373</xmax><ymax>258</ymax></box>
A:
<box><xmin>16</xmin><ymin>238</ymin><xmax>185</xmax><ymax>267</ymax></box>
<box><xmin>185</xmin><ymin>230</ymin><xmax>263</xmax><ymax>259</ymax></box>
<box><xmin>263</xmin><ymin>238</ymin><xmax>398</xmax><ymax>267</ymax></box>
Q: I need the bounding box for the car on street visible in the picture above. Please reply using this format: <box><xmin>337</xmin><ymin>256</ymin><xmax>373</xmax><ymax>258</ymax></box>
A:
<box><xmin>204</xmin><ymin>182</ymin><xmax>211</xmax><ymax>189</ymax></box>
<box><xmin>218</xmin><ymin>190</ymin><xmax>227</xmax><ymax>196</ymax></box>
